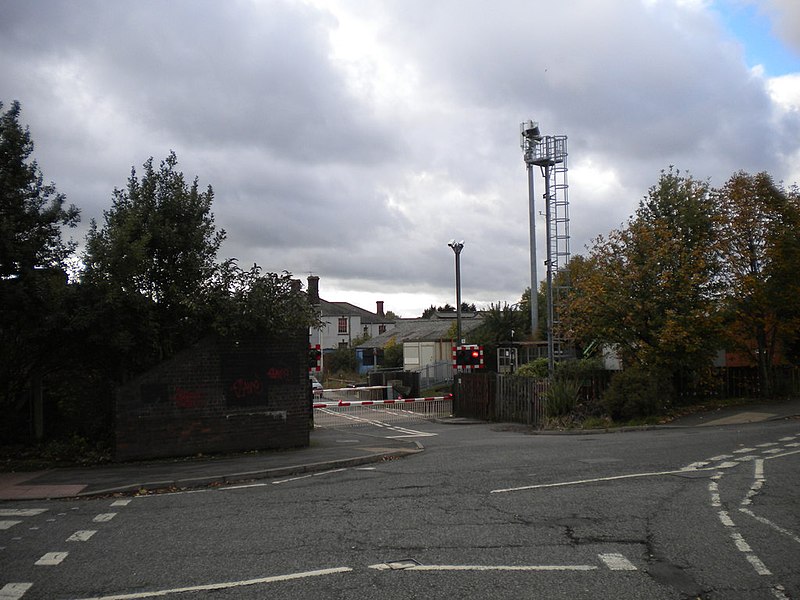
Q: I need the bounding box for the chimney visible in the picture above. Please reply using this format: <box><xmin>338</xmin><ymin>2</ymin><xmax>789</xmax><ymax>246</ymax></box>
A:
<box><xmin>290</xmin><ymin>279</ymin><xmax>301</xmax><ymax>293</ymax></box>
<box><xmin>376</xmin><ymin>300</ymin><xmax>385</xmax><ymax>317</ymax></box>
<box><xmin>307</xmin><ymin>275</ymin><xmax>320</xmax><ymax>306</ymax></box>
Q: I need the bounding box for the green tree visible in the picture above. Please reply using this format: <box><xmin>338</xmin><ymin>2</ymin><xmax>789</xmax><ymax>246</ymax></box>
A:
<box><xmin>0</xmin><ymin>101</ymin><xmax>80</xmax><ymax>441</ymax></box>
<box><xmin>210</xmin><ymin>262</ymin><xmax>321</xmax><ymax>338</ymax></box>
<box><xmin>565</xmin><ymin>169</ymin><xmax>723</xmax><ymax>400</ymax></box>
<box><xmin>83</xmin><ymin>152</ymin><xmax>224</xmax><ymax>367</ymax></box>
<box><xmin>0</xmin><ymin>100</ymin><xmax>79</xmax><ymax>277</ymax></box>
<box><xmin>716</xmin><ymin>172</ymin><xmax>800</xmax><ymax>393</ymax></box>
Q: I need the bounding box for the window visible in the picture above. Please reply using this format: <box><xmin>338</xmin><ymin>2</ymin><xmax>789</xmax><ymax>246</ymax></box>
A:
<box><xmin>338</xmin><ymin>317</ymin><xmax>348</xmax><ymax>334</ymax></box>
<box><xmin>379</xmin><ymin>325</ymin><xmax>387</xmax><ymax>334</ymax></box>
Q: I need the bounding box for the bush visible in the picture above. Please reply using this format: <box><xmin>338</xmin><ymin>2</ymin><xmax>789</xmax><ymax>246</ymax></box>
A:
<box><xmin>602</xmin><ymin>366</ymin><xmax>673</xmax><ymax>421</ymax></box>
<box><xmin>516</xmin><ymin>358</ymin><xmax>549</xmax><ymax>378</ymax></box>
<box><xmin>544</xmin><ymin>376</ymin><xmax>581</xmax><ymax>418</ymax></box>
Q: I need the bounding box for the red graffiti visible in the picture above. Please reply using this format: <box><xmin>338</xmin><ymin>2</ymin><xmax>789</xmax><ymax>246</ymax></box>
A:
<box><xmin>173</xmin><ymin>387</ymin><xmax>206</xmax><ymax>409</ymax></box>
<box><xmin>232</xmin><ymin>377</ymin><xmax>262</xmax><ymax>399</ymax></box>
<box><xmin>266</xmin><ymin>367</ymin><xmax>290</xmax><ymax>381</ymax></box>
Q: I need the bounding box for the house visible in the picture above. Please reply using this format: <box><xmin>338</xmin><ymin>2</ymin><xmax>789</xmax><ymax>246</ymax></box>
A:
<box><xmin>357</xmin><ymin>311</ymin><xmax>485</xmax><ymax>374</ymax></box>
<box><xmin>306</xmin><ymin>275</ymin><xmax>396</xmax><ymax>352</ymax></box>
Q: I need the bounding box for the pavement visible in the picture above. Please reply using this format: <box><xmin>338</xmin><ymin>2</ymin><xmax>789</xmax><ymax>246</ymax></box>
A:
<box><xmin>1</xmin><ymin>398</ymin><xmax>798</xmax><ymax>502</ymax></box>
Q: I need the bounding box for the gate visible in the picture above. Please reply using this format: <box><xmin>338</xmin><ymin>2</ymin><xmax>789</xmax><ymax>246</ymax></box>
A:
<box><xmin>454</xmin><ymin>372</ymin><xmax>547</xmax><ymax>426</ymax></box>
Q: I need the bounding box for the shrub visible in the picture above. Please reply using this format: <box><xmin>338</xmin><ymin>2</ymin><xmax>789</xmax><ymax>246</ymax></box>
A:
<box><xmin>516</xmin><ymin>358</ymin><xmax>549</xmax><ymax>378</ymax></box>
<box><xmin>602</xmin><ymin>366</ymin><xmax>673</xmax><ymax>421</ymax></box>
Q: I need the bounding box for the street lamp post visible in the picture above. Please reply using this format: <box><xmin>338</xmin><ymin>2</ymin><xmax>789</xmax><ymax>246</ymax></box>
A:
<box><xmin>447</xmin><ymin>240</ymin><xmax>465</xmax><ymax>346</ymax></box>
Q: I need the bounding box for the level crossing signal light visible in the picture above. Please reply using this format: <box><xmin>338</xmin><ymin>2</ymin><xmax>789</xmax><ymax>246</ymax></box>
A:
<box><xmin>452</xmin><ymin>345</ymin><xmax>484</xmax><ymax>371</ymax></box>
<box><xmin>308</xmin><ymin>345</ymin><xmax>321</xmax><ymax>371</ymax></box>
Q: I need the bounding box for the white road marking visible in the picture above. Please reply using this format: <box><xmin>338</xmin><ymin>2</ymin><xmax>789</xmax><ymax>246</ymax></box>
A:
<box><xmin>111</xmin><ymin>499</ymin><xmax>132</xmax><ymax>507</ymax></box>
<box><xmin>684</xmin><ymin>461</ymin><xmax>709</xmax><ymax>469</ymax></box>
<box><xmin>490</xmin><ymin>467</ymin><xmax>715</xmax><ymax>494</ymax></box>
<box><xmin>745</xmin><ymin>554</ymin><xmax>772</xmax><ymax>576</ymax></box>
<box><xmin>718</xmin><ymin>511</ymin><xmax>735</xmax><ymax>527</ymax></box>
<box><xmin>272</xmin><ymin>468</ymin><xmax>348</xmax><ymax>485</ymax></box>
<box><xmin>716</xmin><ymin>461</ymin><xmax>740</xmax><ymax>469</ymax></box>
<box><xmin>0</xmin><ymin>521</ymin><xmax>21</xmax><ymax>530</ymax></box>
<box><xmin>735</xmin><ymin>455</ymin><xmax>757</xmax><ymax>462</ymax></box>
<box><xmin>765</xmin><ymin>449</ymin><xmax>800</xmax><ymax>459</ymax></box>
<box><xmin>67</xmin><ymin>530</ymin><xmax>97</xmax><ymax>542</ymax></box>
<box><xmin>762</xmin><ymin>449</ymin><xmax>783</xmax><ymax>455</ymax></box>
<box><xmin>0</xmin><ymin>583</ymin><xmax>33</xmax><ymax>600</ymax></box>
<box><xmin>772</xmin><ymin>584</ymin><xmax>790</xmax><ymax>600</ymax></box>
<box><xmin>71</xmin><ymin>567</ymin><xmax>353</xmax><ymax>599</ymax></box>
<box><xmin>369</xmin><ymin>563</ymin><xmax>597</xmax><ymax>572</ymax></box>
<box><xmin>0</xmin><ymin>509</ymin><xmax>47</xmax><ymax>517</ymax></box>
<box><xmin>756</xmin><ymin>443</ymin><xmax>778</xmax><ymax>448</ymax></box>
<box><xmin>708</xmin><ymin>454</ymin><xmax>733</xmax><ymax>461</ymax></box>
<box><xmin>733</xmin><ymin>448</ymin><xmax>756</xmax><ymax>454</ymax></box>
<box><xmin>777</xmin><ymin>437</ymin><xmax>795</xmax><ymax>442</ymax></box>
<box><xmin>739</xmin><ymin>508</ymin><xmax>800</xmax><ymax>544</ymax></box>
<box><xmin>708</xmin><ymin>481</ymin><xmax>721</xmax><ymax>507</ymax></box>
<box><xmin>93</xmin><ymin>513</ymin><xmax>117</xmax><ymax>523</ymax></box>
<box><xmin>223</xmin><ymin>483</ymin><xmax>268</xmax><ymax>491</ymax></box>
<box><xmin>730</xmin><ymin>533</ymin><xmax>752</xmax><ymax>552</ymax></box>
<box><xmin>35</xmin><ymin>552</ymin><xmax>68</xmax><ymax>566</ymax></box>
<box><xmin>598</xmin><ymin>553</ymin><xmax>637</xmax><ymax>571</ymax></box>
<box><xmin>785</xmin><ymin>443</ymin><xmax>800</xmax><ymax>448</ymax></box>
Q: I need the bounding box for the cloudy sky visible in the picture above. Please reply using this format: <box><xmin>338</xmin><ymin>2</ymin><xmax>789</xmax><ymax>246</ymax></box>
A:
<box><xmin>2</xmin><ymin>0</ymin><xmax>799</xmax><ymax>317</ymax></box>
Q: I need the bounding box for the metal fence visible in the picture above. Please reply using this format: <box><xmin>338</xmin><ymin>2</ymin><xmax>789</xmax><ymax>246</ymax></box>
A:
<box><xmin>454</xmin><ymin>373</ymin><xmax>548</xmax><ymax>426</ymax></box>
<box><xmin>416</xmin><ymin>360</ymin><xmax>453</xmax><ymax>389</ymax></box>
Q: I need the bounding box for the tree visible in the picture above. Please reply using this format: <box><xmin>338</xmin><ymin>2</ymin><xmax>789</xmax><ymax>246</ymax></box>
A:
<box><xmin>716</xmin><ymin>172</ymin><xmax>800</xmax><ymax>393</ymax></box>
<box><xmin>0</xmin><ymin>100</ymin><xmax>80</xmax><ymax>440</ymax></box>
<box><xmin>0</xmin><ymin>100</ymin><xmax>79</xmax><ymax>277</ymax></box>
<box><xmin>83</xmin><ymin>152</ymin><xmax>225</xmax><ymax>366</ymax></box>
<box><xmin>565</xmin><ymin>169</ymin><xmax>723</xmax><ymax>397</ymax></box>
<box><xmin>210</xmin><ymin>262</ymin><xmax>321</xmax><ymax>338</ymax></box>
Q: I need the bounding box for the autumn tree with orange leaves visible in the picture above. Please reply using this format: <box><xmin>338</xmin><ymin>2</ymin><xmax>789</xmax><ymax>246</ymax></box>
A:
<box><xmin>716</xmin><ymin>171</ymin><xmax>800</xmax><ymax>396</ymax></box>
<box><xmin>565</xmin><ymin>169</ymin><xmax>724</xmax><ymax>396</ymax></box>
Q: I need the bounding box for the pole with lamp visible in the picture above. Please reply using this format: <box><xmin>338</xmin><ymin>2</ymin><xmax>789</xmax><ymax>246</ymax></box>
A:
<box><xmin>447</xmin><ymin>239</ymin><xmax>464</xmax><ymax>347</ymax></box>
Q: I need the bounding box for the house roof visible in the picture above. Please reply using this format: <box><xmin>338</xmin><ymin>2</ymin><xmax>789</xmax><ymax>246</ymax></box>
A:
<box><xmin>318</xmin><ymin>299</ymin><xmax>393</xmax><ymax>324</ymax></box>
<box><xmin>357</xmin><ymin>312</ymin><xmax>484</xmax><ymax>348</ymax></box>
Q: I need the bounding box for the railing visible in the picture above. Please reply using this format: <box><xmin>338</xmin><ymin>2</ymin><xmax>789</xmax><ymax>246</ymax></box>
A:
<box><xmin>313</xmin><ymin>394</ymin><xmax>453</xmax><ymax>429</ymax></box>
<box><xmin>415</xmin><ymin>360</ymin><xmax>453</xmax><ymax>389</ymax></box>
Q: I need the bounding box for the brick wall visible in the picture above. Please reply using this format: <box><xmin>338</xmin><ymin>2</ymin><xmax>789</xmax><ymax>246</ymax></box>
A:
<box><xmin>115</xmin><ymin>333</ymin><xmax>310</xmax><ymax>461</ymax></box>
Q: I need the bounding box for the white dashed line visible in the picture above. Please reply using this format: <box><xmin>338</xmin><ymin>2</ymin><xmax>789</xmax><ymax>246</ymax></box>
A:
<box><xmin>67</xmin><ymin>530</ymin><xmax>98</xmax><ymax>542</ymax></box>
<box><xmin>0</xmin><ymin>509</ymin><xmax>47</xmax><ymax>517</ymax></box>
<box><xmin>707</xmin><ymin>454</ymin><xmax>733</xmax><ymax>461</ymax></box>
<box><xmin>0</xmin><ymin>582</ymin><xmax>33</xmax><ymax>600</ymax></box>
<box><xmin>739</xmin><ymin>508</ymin><xmax>800</xmax><ymax>544</ymax></box>
<box><xmin>733</xmin><ymin>448</ymin><xmax>756</xmax><ymax>454</ymax></box>
<box><xmin>93</xmin><ymin>513</ymin><xmax>117</xmax><ymax>523</ymax></box>
<box><xmin>111</xmin><ymin>499</ymin><xmax>132</xmax><ymax>507</ymax></box>
<box><xmin>598</xmin><ymin>553</ymin><xmax>638</xmax><ymax>571</ymax></box>
<box><xmin>35</xmin><ymin>552</ymin><xmax>68</xmax><ymax>566</ymax></box>
<box><xmin>745</xmin><ymin>554</ymin><xmax>772</xmax><ymax>576</ymax></box>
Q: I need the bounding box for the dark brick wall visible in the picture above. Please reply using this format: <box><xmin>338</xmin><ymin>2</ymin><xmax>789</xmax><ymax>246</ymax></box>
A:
<box><xmin>115</xmin><ymin>333</ymin><xmax>310</xmax><ymax>461</ymax></box>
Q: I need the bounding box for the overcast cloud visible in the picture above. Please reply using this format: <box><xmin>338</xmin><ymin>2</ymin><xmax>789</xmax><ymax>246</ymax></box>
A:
<box><xmin>2</xmin><ymin>0</ymin><xmax>799</xmax><ymax>316</ymax></box>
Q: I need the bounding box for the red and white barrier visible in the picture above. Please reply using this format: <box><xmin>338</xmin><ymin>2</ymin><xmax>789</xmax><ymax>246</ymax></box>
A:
<box><xmin>313</xmin><ymin>394</ymin><xmax>452</xmax><ymax>410</ymax></box>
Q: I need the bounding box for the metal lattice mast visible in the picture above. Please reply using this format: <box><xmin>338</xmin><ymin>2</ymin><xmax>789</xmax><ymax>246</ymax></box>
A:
<box><xmin>529</xmin><ymin>133</ymin><xmax>571</xmax><ymax>372</ymax></box>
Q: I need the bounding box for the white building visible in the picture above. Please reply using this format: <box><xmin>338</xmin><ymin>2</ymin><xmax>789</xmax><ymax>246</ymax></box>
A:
<box><xmin>306</xmin><ymin>276</ymin><xmax>396</xmax><ymax>351</ymax></box>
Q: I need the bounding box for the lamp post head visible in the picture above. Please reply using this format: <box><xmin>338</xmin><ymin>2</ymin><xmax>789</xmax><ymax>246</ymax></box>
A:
<box><xmin>447</xmin><ymin>239</ymin><xmax>465</xmax><ymax>254</ymax></box>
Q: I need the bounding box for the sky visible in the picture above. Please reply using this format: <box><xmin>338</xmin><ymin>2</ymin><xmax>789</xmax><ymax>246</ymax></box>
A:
<box><xmin>2</xmin><ymin>0</ymin><xmax>799</xmax><ymax>318</ymax></box>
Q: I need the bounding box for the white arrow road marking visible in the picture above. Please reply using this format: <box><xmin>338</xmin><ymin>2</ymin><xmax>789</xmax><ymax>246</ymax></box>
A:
<box><xmin>0</xmin><ymin>521</ymin><xmax>22</xmax><ymax>530</ymax></box>
<box><xmin>35</xmin><ymin>552</ymin><xmax>68</xmax><ymax>566</ymax></box>
<box><xmin>70</xmin><ymin>567</ymin><xmax>353</xmax><ymax>600</ymax></box>
<box><xmin>0</xmin><ymin>583</ymin><xmax>33</xmax><ymax>600</ymax></box>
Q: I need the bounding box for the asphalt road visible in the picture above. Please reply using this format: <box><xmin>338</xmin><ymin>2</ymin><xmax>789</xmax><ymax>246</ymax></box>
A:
<box><xmin>2</xmin><ymin>417</ymin><xmax>799</xmax><ymax>599</ymax></box>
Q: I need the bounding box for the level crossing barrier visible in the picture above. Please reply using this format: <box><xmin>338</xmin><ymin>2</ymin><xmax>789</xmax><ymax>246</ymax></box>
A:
<box><xmin>313</xmin><ymin>389</ymin><xmax>452</xmax><ymax>429</ymax></box>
